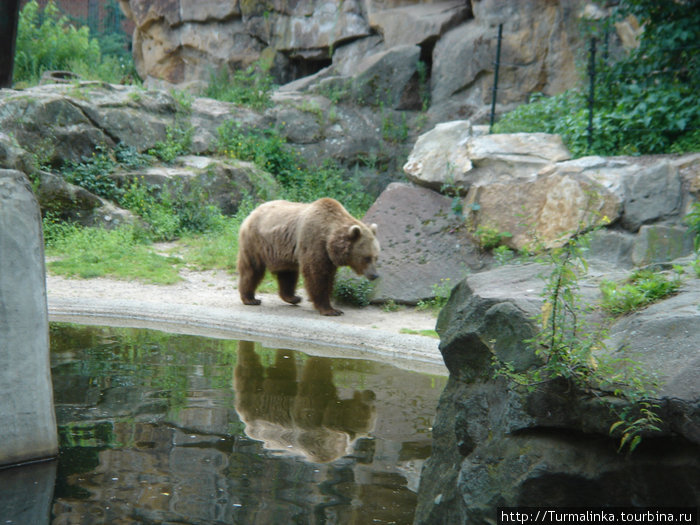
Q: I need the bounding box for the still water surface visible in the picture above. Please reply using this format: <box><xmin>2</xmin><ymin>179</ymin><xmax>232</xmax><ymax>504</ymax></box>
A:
<box><xmin>44</xmin><ymin>323</ymin><xmax>447</xmax><ymax>524</ymax></box>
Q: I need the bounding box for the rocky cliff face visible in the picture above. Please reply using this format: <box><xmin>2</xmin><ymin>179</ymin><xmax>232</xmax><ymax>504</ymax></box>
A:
<box><xmin>116</xmin><ymin>0</ymin><xmax>630</xmax><ymax>122</ymax></box>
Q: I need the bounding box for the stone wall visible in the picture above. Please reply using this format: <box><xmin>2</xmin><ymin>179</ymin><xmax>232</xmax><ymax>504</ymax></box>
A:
<box><xmin>0</xmin><ymin>169</ymin><xmax>57</xmax><ymax>467</ymax></box>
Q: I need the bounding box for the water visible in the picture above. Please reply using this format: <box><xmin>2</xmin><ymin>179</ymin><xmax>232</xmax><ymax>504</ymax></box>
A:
<box><xmin>5</xmin><ymin>324</ymin><xmax>446</xmax><ymax>524</ymax></box>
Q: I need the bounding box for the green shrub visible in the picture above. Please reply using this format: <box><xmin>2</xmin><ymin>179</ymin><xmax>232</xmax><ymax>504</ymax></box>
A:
<box><xmin>333</xmin><ymin>274</ymin><xmax>375</xmax><ymax>307</ymax></box>
<box><xmin>417</xmin><ymin>278</ymin><xmax>454</xmax><ymax>315</ymax></box>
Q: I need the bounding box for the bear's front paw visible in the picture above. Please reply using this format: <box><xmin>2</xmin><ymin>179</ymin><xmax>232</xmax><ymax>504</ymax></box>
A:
<box><xmin>320</xmin><ymin>308</ymin><xmax>343</xmax><ymax>316</ymax></box>
<box><xmin>242</xmin><ymin>298</ymin><xmax>262</xmax><ymax>306</ymax></box>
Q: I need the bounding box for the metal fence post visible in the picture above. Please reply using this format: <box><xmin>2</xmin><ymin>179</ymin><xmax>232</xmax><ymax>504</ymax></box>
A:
<box><xmin>489</xmin><ymin>23</ymin><xmax>504</xmax><ymax>133</ymax></box>
<box><xmin>587</xmin><ymin>37</ymin><xmax>597</xmax><ymax>152</ymax></box>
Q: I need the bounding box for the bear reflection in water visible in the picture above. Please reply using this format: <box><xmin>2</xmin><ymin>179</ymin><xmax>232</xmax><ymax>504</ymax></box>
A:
<box><xmin>234</xmin><ymin>341</ymin><xmax>377</xmax><ymax>463</ymax></box>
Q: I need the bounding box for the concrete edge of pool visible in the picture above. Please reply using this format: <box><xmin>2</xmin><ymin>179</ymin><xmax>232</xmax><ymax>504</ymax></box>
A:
<box><xmin>47</xmin><ymin>296</ymin><xmax>448</xmax><ymax>376</ymax></box>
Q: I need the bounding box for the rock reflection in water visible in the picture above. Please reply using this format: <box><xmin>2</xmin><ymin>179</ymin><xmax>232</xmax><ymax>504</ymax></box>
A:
<box><xmin>235</xmin><ymin>341</ymin><xmax>376</xmax><ymax>463</ymax></box>
<box><xmin>39</xmin><ymin>324</ymin><xmax>446</xmax><ymax>525</ymax></box>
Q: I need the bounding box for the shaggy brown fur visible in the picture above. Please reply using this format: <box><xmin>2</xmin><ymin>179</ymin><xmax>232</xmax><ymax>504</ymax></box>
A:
<box><xmin>237</xmin><ymin>198</ymin><xmax>380</xmax><ymax>316</ymax></box>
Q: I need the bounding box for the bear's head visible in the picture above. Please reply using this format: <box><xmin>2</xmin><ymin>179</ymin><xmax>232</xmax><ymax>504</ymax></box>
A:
<box><xmin>329</xmin><ymin>223</ymin><xmax>380</xmax><ymax>280</ymax></box>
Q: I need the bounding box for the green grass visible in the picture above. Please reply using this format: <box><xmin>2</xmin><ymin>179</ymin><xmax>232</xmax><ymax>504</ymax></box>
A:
<box><xmin>600</xmin><ymin>268</ymin><xmax>682</xmax><ymax>315</ymax></box>
<box><xmin>399</xmin><ymin>328</ymin><xmax>439</xmax><ymax>339</ymax></box>
<box><xmin>45</xmin><ymin>222</ymin><xmax>183</xmax><ymax>284</ymax></box>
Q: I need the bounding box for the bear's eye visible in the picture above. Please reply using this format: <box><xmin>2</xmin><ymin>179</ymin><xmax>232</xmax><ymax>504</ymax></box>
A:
<box><xmin>364</xmin><ymin>256</ymin><xmax>372</xmax><ymax>264</ymax></box>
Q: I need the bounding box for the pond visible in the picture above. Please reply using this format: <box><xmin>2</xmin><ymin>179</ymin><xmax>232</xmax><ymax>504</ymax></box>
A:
<box><xmin>3</xmin><ymin>324</ymin><xmax>447</xmax><ymax>525</ymax></box>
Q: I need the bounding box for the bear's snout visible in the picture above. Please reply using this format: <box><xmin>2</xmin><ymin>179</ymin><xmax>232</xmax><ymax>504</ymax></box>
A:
<box><xmin>365</xmin><ymin>271</ymin><xmax>379</xmax><ymax>281</ymax></box>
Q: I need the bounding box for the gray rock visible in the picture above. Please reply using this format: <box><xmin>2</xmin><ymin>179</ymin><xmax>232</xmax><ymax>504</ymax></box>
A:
<box><xmin>35</xmin><ymin>171</ymin><xmax>135</xmax><ymax>228</ymax></box>
<box><xmin>368</xmin><ymin>1</ymin><xmax>470</xmax><ymax>48</ymax></box>
<box><xmin>631</xmin><ymin>224</ymin><xmax>696</xmax><ymax>266</ymax></box>
<box><xmin>349</xmin><ymin>45</ymin><xmax>423</xmax><ymax>110</ymax></box>
<box><xmin>621</xmin><ymin>160</ymin><xmax>682</xmax><ymax>231</ymax></box>
<box><xmin>416</xmin><ymin>259</ymin><xmax>700</xmax><ymax>522</ymax></box>
<box><xmin>0</xmin><ymin>169</ymin><xmax>57</xmax><ymax>467</ymax></box>
<box><xmin>363</xmin><ymin>182</ymin><xmax>490</xmax><ymax>304</ymax></box>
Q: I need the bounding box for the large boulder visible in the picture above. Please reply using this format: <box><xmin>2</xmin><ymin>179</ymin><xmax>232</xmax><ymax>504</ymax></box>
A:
<box><xmin>0</xmin><ymin>169</ymin><xmax>58</xmax><ymax>467</ymax></box>
<box><xmin>415</xmin><ymin>261</ymin><xmax>700</xmax><ymax>523</ymax></box>
<box><xmin>403</xmin><ymin>122</ymin><xmax>571</xmax><ymax>191</ymax></box>
<box><xmin>363</xmin><ymin>182</ymin><xmax>490</xmax><ymax>304</ymax></box>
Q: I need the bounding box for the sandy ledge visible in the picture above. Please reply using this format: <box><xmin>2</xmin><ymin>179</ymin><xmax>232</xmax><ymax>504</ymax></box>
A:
<box><xmin>46</xmin><ymin>269</ymin><xmax>447</xmax><ymax>376</ymax></box>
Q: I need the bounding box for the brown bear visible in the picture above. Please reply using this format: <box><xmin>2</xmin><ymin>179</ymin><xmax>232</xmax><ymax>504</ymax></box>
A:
<box><xmin>237</xmin><ymin>198</ymin><xmax>380</xmax><ymax>316</ymax></box>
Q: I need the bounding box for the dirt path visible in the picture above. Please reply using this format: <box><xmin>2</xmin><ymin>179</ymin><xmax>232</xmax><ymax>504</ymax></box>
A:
<box><xmin>46</xmin><ymin>268</ymin><xmax>447</xmax><ymax>375</ymax></box>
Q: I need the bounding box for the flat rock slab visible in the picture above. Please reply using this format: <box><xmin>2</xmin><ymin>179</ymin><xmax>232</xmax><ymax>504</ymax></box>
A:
<box><xmin>363</xmin><ymin>182</ymin><xmax>491</xmax><ymax>304</ymax></box>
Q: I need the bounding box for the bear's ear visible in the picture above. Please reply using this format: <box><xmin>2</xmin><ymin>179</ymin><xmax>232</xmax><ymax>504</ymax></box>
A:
<box><xmin>370</xmin><ymin>223</ymin><xmax>378</xmax><ymax>235</ymax></box>
<box><xmin>348</xmin><ymin>224</ymin><xmax>362</xmax><ymax>241</ymax></box>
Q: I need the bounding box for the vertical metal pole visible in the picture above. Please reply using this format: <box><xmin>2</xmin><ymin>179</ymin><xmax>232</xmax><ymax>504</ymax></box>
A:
<box><xmin>587</xmin><ymin>37</ymin><xmax>597</xmax><ymax>152</ymax></box>
<box><xmin>489</xmin><ymin>23</ymin><xmax>503</xmax><ymax>133</ymax></box>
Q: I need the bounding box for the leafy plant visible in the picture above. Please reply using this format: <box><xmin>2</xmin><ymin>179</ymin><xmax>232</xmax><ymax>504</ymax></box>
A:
<box><xmin>473</xmin><ymin>225</ymin><xmax>513</xmax><ymax>251</ymax></box>
<box><xmin>61</xmin><ymin>146</ymin><xmax>123</xmax><ymax>202</ymax></box>
<box><xmin>600</xmin><ymin>267</ymin><xmax>682</xmax><ymax>315</ymax></box>
<box><xmin>333</xmin><ymin>274</ymin><xmax>375</xmax><ymax>307</ymax></box>
<box><xmin>147</xmin><ymin>125</ymin><xmax>193</xmax><ymax>163</ymax></box>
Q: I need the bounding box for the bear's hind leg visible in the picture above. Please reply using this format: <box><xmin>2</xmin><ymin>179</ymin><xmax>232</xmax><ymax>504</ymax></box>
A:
<box><xmin>239</xmin><ymin>260</ymin><xmax>265</xmax><ymax>306</ymax></box>
<box><xmin>276</xmin><ymin>270</ymin><xmax>302</xmax><ymax>304</ymax></box>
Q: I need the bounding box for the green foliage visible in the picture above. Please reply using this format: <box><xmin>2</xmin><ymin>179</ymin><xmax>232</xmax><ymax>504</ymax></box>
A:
<box><xmin>61</xmin><ymin>146</ymin><xmax>123</xmax><ymax>202</ymax></box>
<box><xmin>685</xmin><ymin>201</ymin><xmax>700</xmax><ymax>252</ymax></box>
<box><xmin>216</xmin><ymin>121</ymin><xmax>299</xmax><ymax>185</ymax></box>
<box><xmin>492</xmin><ymin>229</ymin><xmax>663</xmax><ymax>453</ymax></box>
<box><xmin>216</xmin><ymin>121</ymin><xmax>373</xmax><ymax>217</ymax></box>
<box><xmin>147</xmin><ymin>125</ymin><xmax>193</xmax><ymax>163</ymax></box>
<box><xmin>417</xmin><ymin>278</ymin><xmax>454</xmax><ymax>315</ymax></box>
<box><xmin>493</xmin><ymin>1</ymin><xmax>700</xmax><ymax>156</ymax></box>
<box><xmin>333</xmin><ymin>274</ymin><xmax>375</xmax><ymax>307</ymax></box>
<box><xmin>204</xmin><ymin>65</ymin><xmax>275</xmax><ymax>110</ymax></box>
<box><xmin>44</xmin><ymin>221</ymin><xmax>182</xmax><ymax>284</ymax></box>
<box><xmin>493</xmin><ymin>245</ymin><xmax>517</xmax><ymax>266</ymax></box>
<box><xmin>473</xmin><ymin>225</ymin><xmax>513</xmax><ymax>250</ymax></box>
<box><xmin>14</xmin><ymin>1</ymin><xmax>135</xmax><ymax>86</ymax></box>
<box><xmin>381</xmin><ymin>109</ymin><xmax>409</xmax><ymax>143</ymax></box>
<box><xmin>600</xmin><ymin>267</ymin><xmax>682</xmax><ymax>315</ymax></box>
<box><xmin>120</xmin><ymin>178</ymin><xmax>223</xmax><ymax>242</ymax></box>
